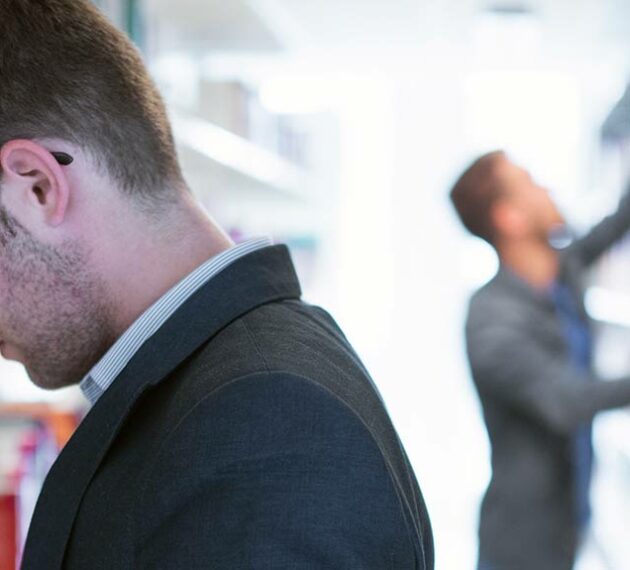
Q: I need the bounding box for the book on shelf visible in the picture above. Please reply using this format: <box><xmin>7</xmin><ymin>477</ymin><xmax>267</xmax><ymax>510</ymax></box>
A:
<box><xmin>0</xmin><ymin>405</ymin><xmax>79</xmax><ymax>570</ymax></box>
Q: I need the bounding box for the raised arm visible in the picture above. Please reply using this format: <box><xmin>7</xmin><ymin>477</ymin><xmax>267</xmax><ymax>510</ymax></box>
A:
<box><xmin>568</xmin><ymin>179</ymin><xmax>630</xmax><ymax>267</ymax></box>
<box><xmin>467</xmin><ymin>313</ymin><xmax>630</xmax><ymax>435</ymax></box>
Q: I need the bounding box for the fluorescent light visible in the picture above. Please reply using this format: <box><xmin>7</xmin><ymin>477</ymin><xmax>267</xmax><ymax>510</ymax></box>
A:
<box><xmin>473</xmin><ymin>5</ymin><xmax>542</xmax><ymax>59</ymax></box>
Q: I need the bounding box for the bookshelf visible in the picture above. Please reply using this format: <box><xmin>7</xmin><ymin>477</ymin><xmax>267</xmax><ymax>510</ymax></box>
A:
<box><xmin>587</xmin><ymin>95</ymin><xmax>630</xmax><ymax>566</ymax></box>
<box><xmin>171</xmin><ymin>111</ymin><xmax>307</xmax><ymax>198</ymax></box>
<box><xmin>0</xmin><ymin>405</ymin><xmax>80</xmax><ymax>569</ymax></box>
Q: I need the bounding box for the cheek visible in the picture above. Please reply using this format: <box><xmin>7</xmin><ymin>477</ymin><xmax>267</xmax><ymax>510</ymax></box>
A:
<box><xmin>0</xmin><ymin>264</ymin><xmax>41</xmax><ymax>339</ymax></box>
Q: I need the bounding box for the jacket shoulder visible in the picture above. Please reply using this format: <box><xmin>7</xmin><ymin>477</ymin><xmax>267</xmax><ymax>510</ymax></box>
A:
<box><xmin>136</xmin><ymin>371</ymin><xmax>429</xmax><ymax>569</ymax></box>
<box><xmin>467</xmin><ymin>274</ymin><xmax>509</xmax><ymax>323</ymax></box>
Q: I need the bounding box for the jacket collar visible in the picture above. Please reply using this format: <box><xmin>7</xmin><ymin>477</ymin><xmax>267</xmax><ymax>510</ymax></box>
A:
<box><xmin>494</xmin><ymin>264</ymin><xmax>555</xmax><ymax>307</ymax></box>
<box><xmin>21</xmin><ymin>244</ymin><xmax>301</xmax><ymax>570</ymax></box>
<box><xmin>494</xmin><ymin>248</ymin><xmax>586</xmax><ymax>315</ymax></box>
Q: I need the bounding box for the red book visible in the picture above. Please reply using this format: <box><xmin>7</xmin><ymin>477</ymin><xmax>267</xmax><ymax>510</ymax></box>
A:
<box><xmin>0</xmin><ymin>492</ymin><xmax>17</xmax><ymax>570</ymax></box>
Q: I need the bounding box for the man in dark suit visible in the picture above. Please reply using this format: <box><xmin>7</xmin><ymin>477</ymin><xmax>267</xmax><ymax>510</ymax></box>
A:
<box><xmin>450</xmin><ymin>150</ymin><xmax>630</xmax><ymax>570</ymax></box>
<box><xmin>0</xmin><ymin>1</ymin><xmax>433</xmax><ymax>568</ymax></box>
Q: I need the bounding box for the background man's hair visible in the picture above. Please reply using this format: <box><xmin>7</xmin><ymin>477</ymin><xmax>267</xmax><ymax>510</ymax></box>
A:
<box><xmin>0</xmin><ymin>0</ymin><xmax>184</xmax><ymax>203</ymax></box>
<box><xmin>449</xmin><ymin>151</ymin><xmax>506</xmax><ymax>245</ymax></box>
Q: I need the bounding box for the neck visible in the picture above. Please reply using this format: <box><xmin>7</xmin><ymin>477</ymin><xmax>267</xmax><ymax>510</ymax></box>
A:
<box><xmin>497</xmin><ymin>237</ymin><xmax>559</xmax><ymax>290</ymax></box>
<box><xmin>98</xmin><ymin>192</ymin><xmax>234</xmax><ymax>336</ymax></box>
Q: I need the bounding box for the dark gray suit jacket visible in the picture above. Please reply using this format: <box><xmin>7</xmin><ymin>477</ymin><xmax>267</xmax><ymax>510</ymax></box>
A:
<box><xmin>467</xmin><ymin>190</ymin><xmax>630</xmax><ymax>570</ymax></box>
<box><xmin>21</xmin><ymin>245</ymin><xmax>433</xmax><ymax>569</ymax></box>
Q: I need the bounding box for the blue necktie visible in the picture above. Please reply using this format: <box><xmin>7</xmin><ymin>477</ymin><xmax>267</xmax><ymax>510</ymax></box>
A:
<box><xmin>551</xmin><ymin>283</ymin><xmax>593</xmax><ymax>529</ymax></box>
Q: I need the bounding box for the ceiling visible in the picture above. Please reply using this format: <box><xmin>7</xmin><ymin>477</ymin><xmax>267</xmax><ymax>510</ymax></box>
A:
<box><xmin>143</xmin><ymin>0</ymin><xmax>630</xmax><ymax>57</ymax></box>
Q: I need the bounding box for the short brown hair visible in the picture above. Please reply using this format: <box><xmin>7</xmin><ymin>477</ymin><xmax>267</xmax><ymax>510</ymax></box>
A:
<box><xmin>449</xmin><ymin>151</ymin><xmax>506</xmax><ymax>244</ymax></box>
<box><xmin>0</xmin><ymin>0</ymin><xmax>184</xmax><ymax>202</ymax></box>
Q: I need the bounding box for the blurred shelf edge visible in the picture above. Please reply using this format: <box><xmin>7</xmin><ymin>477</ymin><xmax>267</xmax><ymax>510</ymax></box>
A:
<box><xmin>0</xmin><ymin>404</ymin><xmax>80</xmax><ymax>450</ymax></box>
<box><xmin>171</xmin><ymin>111</ymin><xmax>308</xmax><ymax>198</ymax></box>
<box><xmin>586</xmin><ymin>286</ymin><xmax>630</xmax><ymax>328</ymax></box>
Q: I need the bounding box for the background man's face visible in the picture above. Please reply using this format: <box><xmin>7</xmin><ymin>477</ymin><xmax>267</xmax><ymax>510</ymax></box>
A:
<box><xmin>496</xmin><ymin>157</ymin><xmax>565</xmax><ymax>241</ymax></box>
<box><xmin>0</xmin><ymin>200</ymin><xmax>116</xmax><ymax>390</ymax></box>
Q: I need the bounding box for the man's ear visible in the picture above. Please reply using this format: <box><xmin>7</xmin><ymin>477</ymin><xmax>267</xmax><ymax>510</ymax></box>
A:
<box><xmin>0</xmin><ymin>139</ymin><xmax>71</xmax><ymax>227</ymax></box>
<box><xmin>491</xmin><ymin>200</ymin><xmax>527</xmax><ymax>239</ymax></box>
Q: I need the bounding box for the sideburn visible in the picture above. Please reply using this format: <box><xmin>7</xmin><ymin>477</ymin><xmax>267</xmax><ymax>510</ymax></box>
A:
<box><xmin>0</xmin><ymin>204</ymin><xmax>19</xmax><ymax>247</ymax></box>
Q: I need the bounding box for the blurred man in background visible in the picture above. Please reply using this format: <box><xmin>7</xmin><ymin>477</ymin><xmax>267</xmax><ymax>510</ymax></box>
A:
<box><xmin>0</xmin><ymin>1</ymin><xmax>433</xmax><ymax>568</ymax></box>
<box><xmin>451</xmin><ymin>150</ymin><xmax>630</xmax><ymax>570</ymax></box>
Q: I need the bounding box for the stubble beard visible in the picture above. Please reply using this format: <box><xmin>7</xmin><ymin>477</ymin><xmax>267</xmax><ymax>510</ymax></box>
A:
<box><xmin>0</xmin><ymin>205</ymin><xmax>118</xmax><ymax>390</ymax></box>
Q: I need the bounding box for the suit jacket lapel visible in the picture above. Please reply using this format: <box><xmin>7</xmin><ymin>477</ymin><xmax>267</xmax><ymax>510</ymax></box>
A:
<box><xmin>21</xmin><ymin>245</ymin><xmax>301</xmax><ymax>570</ymax></box>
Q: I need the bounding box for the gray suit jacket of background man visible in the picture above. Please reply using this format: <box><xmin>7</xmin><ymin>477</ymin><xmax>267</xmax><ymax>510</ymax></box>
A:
<box><xmin>466</xmin><ymin>187</ymin><xmax>630</xmax><ymax>570</ymax></box>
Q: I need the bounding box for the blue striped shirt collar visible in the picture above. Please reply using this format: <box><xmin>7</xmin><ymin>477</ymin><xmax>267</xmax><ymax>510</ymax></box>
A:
<box><xmin>80</xmin><ymin>237</ymin><xmax>273</xmax><ymax>406</ymax></box>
